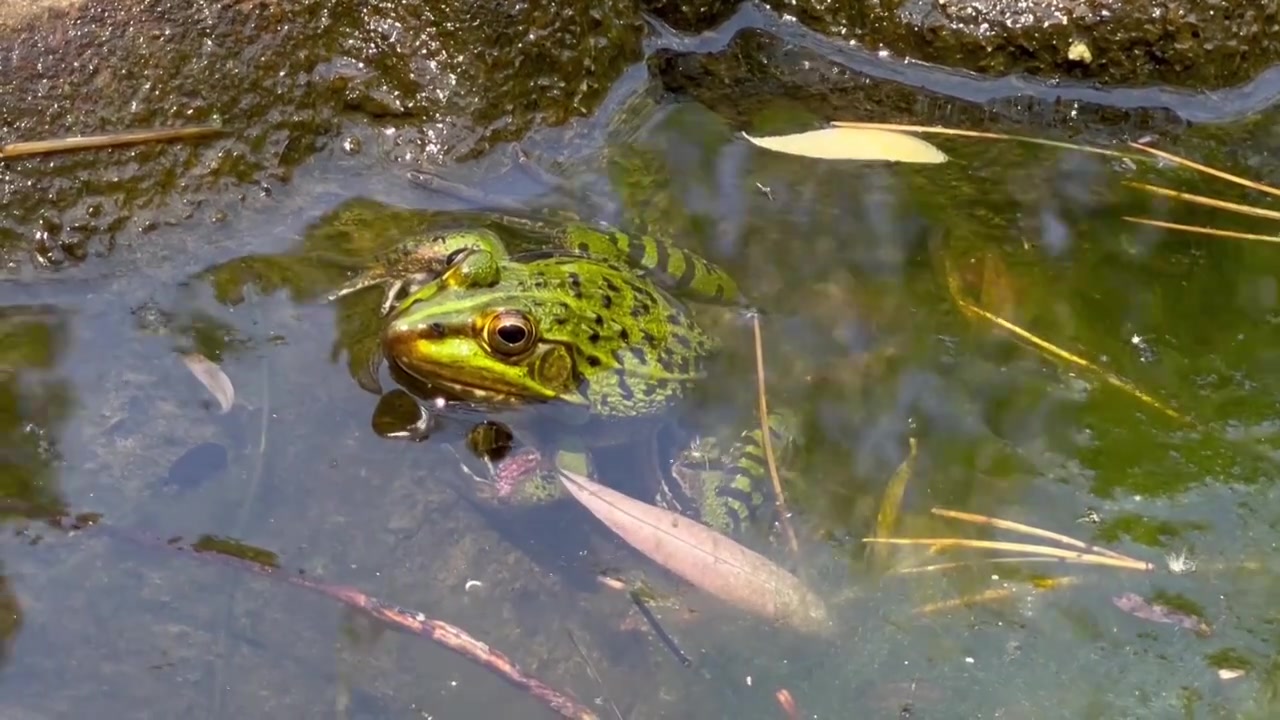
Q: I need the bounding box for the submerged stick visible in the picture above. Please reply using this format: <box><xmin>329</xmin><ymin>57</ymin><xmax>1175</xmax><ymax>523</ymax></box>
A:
<box><xmin>629</xmin><ymin>590</ymin><xmax>693</xmax><ymax>668</ymax></box>
<box><xmin>50</xmin><ymin>516</ymin><xmax>599</xmax><ymax>720</ymax></box>
<box><xmin>751</xmin><ymin>313</ymin><xmax>800</xmax><ymax>555</ymax></box>
<box><xmin>0</xmin><ymin>125</ymin><xmax>225</xmax><ymax>159</ymax></box>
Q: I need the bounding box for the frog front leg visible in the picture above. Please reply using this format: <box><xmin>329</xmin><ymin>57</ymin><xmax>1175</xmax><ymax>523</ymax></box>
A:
<box><xmin>487</xmin><ymin>446</ymin><xmax>591</xmax><ymax>505</ymax></box>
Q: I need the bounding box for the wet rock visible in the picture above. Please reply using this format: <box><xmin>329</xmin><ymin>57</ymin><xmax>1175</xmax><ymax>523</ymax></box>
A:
<box><xmin>0</xmin><ymin>0</ymin><xmax>644</xmax><ymax>267</ymax></box>
<box><xmin>650</xmin><ymin>27</ymin><xmax>1191</xmax><ymax>139</ymax></box>
<box><xmin>643</xmin><ymin>0</ymin><xmax>1280</xmax><ymax>90</ymax></box>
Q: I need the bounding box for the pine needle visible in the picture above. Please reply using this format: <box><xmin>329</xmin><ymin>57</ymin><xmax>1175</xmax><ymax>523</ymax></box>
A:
<box><xmin>752</xmin><ymin>313</ymin><xmax>799</xmax><ymax>555</ymax></box>
<box><xmin>862</xmin><ymin>538</ymin><xmax>1155</xmax><ymax>571</ymax></box>
<box><xmin>1124</xmin><ymin>216</ymin><xmax>1280</xmax><ymax>243</ymax></box>
<box><xmin>1127</xmin><ymin>142</ymin><xmax>1280</xmax><ymax>200</ymax></box>
<box><xmin>829</xmin><ymin>121</ymin><xmax>1147</xmax><ymax>161</ymax></box>
<box><xmin>949</xmin><ymin>293</ymin><xmax>1187</xmax><ymax>423</ymax></box>
<box><xmin>913</xmin><ymin>576</ymin><xmax>1083</xmax><ymax>614</ymax></box>
<box><xmin>892</xmin><ymin>557</ymin><xmax>1095</xmax><ymax>574</ymax></box>
<box><xmin>930</xmin><ymin>508</ymin><xmax>1139</xmax><ymax>562</ymax></box>
<box><xmin>1125</xmin><ymin>182</ymin><xmax>1280</xmax><ymax>223</ymax></box>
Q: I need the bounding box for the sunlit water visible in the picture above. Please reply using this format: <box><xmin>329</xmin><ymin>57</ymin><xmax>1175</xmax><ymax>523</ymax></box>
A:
<box><xmin>4</xmin><ymin>24</ymin><xmax>1280</xmax><ymax>720</ymax></box>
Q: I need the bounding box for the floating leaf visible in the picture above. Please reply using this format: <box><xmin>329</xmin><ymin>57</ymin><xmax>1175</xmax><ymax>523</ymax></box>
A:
<box><xmin>1112</xmin><ymin>592</ymin><xmax>1211</xmax><ymax>636</ymax></box>
<box><xmin>557</xmin><ymin>469</ymin><xmax>830</xmax><ymax>634</ymax></box>
<box><xmin>743</xmin><ymin>127</ymin><xmax>947</xmax><ymax>164</ymax></box>
<box><xmin>180</xmin><ymin>352</ymin><xmax>235</xmax><ymax>413</ymax></box>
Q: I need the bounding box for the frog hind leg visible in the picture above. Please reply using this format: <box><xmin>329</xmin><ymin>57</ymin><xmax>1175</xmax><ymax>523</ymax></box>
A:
<box><xmin>678</xmin><ymin>411</ymin><xmax>798</xmax><ymax>536</ymax></box>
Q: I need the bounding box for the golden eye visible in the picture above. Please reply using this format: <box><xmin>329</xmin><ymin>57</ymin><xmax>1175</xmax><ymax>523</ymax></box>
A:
<box><xmin>485</xmin><ymin>311</ymin><xmax>535</xmax><ymax>355</ymax></box>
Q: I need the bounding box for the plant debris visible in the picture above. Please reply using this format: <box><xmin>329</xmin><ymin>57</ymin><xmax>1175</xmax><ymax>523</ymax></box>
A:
<box><xmin>743</xmin><ymin>126</ymin><xmax>948</xmax><ymax>164</ymax></box>
<box><xmin>180</xmin><ymin>352</ymin><xmax>235</xmax><ymax>413</ymax></box>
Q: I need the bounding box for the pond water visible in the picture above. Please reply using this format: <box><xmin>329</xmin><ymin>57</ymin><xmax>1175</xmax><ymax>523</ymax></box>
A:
<box><xmin>4</xmin><ymin>17</ymin><xmax>1280</xmax><ymax>720</ymax></box>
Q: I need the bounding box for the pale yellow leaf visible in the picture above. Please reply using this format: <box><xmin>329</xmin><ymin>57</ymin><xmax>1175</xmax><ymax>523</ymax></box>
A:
<box><xmin>743</xmin><ymin>126</ymin><xmax>948</xmax><ymax>164</ymax></box>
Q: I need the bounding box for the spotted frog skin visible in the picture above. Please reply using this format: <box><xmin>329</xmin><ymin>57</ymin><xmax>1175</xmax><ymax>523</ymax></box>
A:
<box><xmin>378</xmin><ymin>223</ymin><xmax>794</xmax><ymax>538</ymax></box>
<box><xmin>330</xmin><ymin>212</ymin><xmax>743</xmax><ymax>317</ymax></box>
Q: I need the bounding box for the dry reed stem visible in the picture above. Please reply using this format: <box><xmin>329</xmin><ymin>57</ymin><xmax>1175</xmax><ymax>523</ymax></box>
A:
<box><xmin>1</xmin><ymin>125</ymin><xmax>224</xmax><ymax>159</ymax></box>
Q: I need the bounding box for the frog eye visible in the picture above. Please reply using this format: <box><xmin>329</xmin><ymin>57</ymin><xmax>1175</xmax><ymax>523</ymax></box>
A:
<box><xmin>485</xmin><ymin>311</ymin><xmax>536</xmax><ymax>355</ymax></box>
<box><xmin>445</xmin><ymin>248</ymin><xmax>468</xmax><ymax>266</ymax></box>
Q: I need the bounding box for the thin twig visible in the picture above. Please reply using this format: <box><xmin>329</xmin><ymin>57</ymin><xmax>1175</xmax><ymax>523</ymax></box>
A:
<box><xmin>751</xmin><ymin>313</ymin><xmax>799</xmax><ymax>555</ymax></box>
<box><xmin>565</xmin><ymin>630</ymin><xmax>624</xmax><ymax>720</ymax></box>
<box><xmin>57</xmin><ymin>517</ymin><xmax>600</xmax><ymax>720</ymax></box>
<box><xmin>930</xmin><ymin>508</ymin><xmax>1139</xmax><ymax>562</ymax></box>
<box><xmin>862</xmin><ymin>537</ymin><xmax>1155</xmax><ymax>571</ymax></box>
<box><xmin>0</xmin><ymin>125</ymin><xmax>225</xmax><ymax>159</ymax></box>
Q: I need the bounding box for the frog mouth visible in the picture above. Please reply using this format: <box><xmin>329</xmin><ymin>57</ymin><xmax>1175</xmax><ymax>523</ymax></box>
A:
<box><xmin>384</xmin><ymin>350</ymin><xmax>556</xmax><ymax>408</ymax></box>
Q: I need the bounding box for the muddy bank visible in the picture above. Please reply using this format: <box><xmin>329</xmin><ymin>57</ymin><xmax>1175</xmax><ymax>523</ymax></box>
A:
<box><xmin>0</xmin><ymin>0</ymin><xmax>643</xmax><ymax>266</ymax></box>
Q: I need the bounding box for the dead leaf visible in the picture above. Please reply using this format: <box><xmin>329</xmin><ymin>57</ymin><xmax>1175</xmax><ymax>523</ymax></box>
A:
<box><xmin>180</xmin><ymin>352</ymin><xmax>235</xmax><ymax>413</ymax></box>
<box><xmin>557</xmin><ymin>469</ymin><xmax>830</xmax><ymax>635</ymax></box>
<box><xmin>743</xmin><ymin>127</ymin><xmax>948</xmax><ymax>164</ymax></box>
<box><xmin>1112</xmin><ymin>592</ymin><xmax>1211</xmax><ymax>636</ymax></box>
<box><xmin>868</xmin><ymin>437</ymin><xmax>917</xmax><ymax>568</ymax></box>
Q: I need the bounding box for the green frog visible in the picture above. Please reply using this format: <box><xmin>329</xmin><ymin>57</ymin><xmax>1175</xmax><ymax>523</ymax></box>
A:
<box><xmin>375</xmin><ymin>221</ymin><xmax>796</xmax><ymax>539</ymax></box>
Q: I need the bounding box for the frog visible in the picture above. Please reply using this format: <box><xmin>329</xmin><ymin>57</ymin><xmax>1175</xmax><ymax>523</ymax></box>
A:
<box><xmin>325</xmin><ymin>148</ymin><xmax>744</xmax><ymax>322</ymax></box>
<box><xmin>377</xmin><ymin>227</ymin><xmax>797</xmax><ymax>541</ymax></box>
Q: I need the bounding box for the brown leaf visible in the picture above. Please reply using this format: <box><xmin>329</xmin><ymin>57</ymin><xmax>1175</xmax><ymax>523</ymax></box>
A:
<box><xmin>1112</xmin><ymin>592</ymin><xmax>1211</xmax><ymax>636</ymax></box>
<box><xmin>557</xmin><ymin>469</ymin><xmax>831</xmax><ymax>635</ymax></box>
<box><xmin>180</xmin><ymin>352</ymin><xmax>234</xmax><ymax>413</ymax></box>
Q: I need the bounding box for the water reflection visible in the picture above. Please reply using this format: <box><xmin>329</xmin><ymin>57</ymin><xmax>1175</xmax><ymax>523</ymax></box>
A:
<box><xmin>0</xmin><ymin>303</ymin><xmax>75</xmax><ymax>670</ymax></box>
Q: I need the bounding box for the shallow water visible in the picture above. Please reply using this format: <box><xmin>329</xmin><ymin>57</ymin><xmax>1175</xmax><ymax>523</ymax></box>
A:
<box><xmin>3</xmin><ymin>15</ymin><xmax>1280</xmax><ymax>720</ymax></box>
